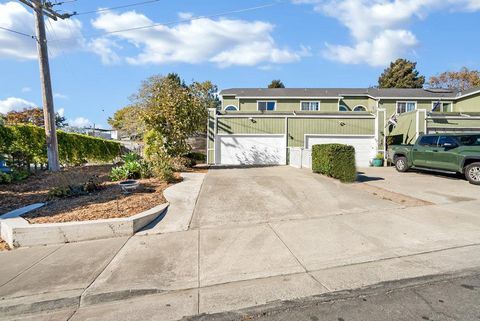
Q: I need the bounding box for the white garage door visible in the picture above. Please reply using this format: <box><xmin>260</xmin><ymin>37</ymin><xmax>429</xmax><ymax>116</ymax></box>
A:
<box><xmin>305</xmin><ymin>135</ymin><xmax>376</xmax><ymax>167</ymax></box>
<box><xmin>216</xmin><ymin>135</ymin><xmax>286</xmax><ymax>165</ymax></box>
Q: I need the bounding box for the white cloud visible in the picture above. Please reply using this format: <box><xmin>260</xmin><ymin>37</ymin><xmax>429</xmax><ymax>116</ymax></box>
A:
<box><xmin>21</xmin><ymin>87</ymin><xmax>31</xmax><ymax>93</ymax></box>
<box><xmin>57</xmin><ymin>108</ymin><xmax>65</xmax><ymax>117</ymax></box>
<box><xmin>90</xmin><ymin>11</ymin><xmax>307</xmax><ymax>67</ymax></box>
<box><xmin>294</xmin><ymin>0</ymin><xmax>480</xmax><ymax>66</ymax></box>
<box><xmin>69</xmin><ymin>117</ymin><xmax>91</xmax><ymax>128</ymax></box>
<box><xmin>53</xmin><ymin>93</ymin><xmax>68</xmax><ymax>99</ymax></box>
<box><xmin>87</xmin><ymin>37</ymin><xmax>122</xmax><ymax>65</ymax></box>
<box><xmin>324</xmin><ymin>29</ymin><xmax>418</xmax><ymax>67</ymax></box>
<box><xmin>0</xmin><ymin>97</ymin><xmax>36</xmax><ymax>114</ymax></box>
<box><xmin>178</xmin><ymin>12</ymin><xmax>194</xmax><ymax>20</ymax></box>
<box><xmin>0</xmin><ymin>1</ymin><xmax>84</xmax><ymax>60</ymax></box>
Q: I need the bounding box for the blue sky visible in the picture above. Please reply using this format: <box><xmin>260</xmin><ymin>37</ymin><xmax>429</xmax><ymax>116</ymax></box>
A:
<box><xmin>1</xmin><ymin>0</ymin><xmax>479</xmax><ymax>128</ymax></box>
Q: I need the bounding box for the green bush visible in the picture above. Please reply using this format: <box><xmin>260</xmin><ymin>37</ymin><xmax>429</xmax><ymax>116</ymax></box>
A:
<box><xmin>311</xmin><ymin>144</ymin><xmax>357</xmax><ymax>183</ymax></box>
<box><xmin>0</xmin><ymin>125</ymin><xmax>121</xmax><ymax>167</ymax></box>
<box><xmin>0</xmin><ymin>172</ymin><xmax>12</xmax><ymax>184</ymax></box>
<box><xmin>0</xmin><ymin>169</ymin><xmax>30</xmax><ymax>184</ymax></box>
<box><xmin>110</xmin><ymin>154</ymin><xmax>153</xmax><ymax>181</ymax></box>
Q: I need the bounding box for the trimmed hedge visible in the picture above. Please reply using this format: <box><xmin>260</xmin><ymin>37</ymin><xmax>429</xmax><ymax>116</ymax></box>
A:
<box><xmin>311</xmin><ymin>144</ymin><xmax>357</xmax><ymax>183</ymax></box>
<box><xmin>0</xmin><ymin>125</ymin><xmax>121</xmax><ymax>167</ymax></box>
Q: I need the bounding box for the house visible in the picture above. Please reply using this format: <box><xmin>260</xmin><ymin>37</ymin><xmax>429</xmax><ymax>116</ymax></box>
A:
<box><xmin>207</xmin><ymin>87</ymin><xmax>480</xmax><ymax>167</ymax></box>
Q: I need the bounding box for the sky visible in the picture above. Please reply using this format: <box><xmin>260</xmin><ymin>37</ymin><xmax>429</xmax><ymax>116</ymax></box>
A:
<box><xmin>0</xmin><ymin>0</ymin><xmax>479</xmax><ymax>128</ymax></box>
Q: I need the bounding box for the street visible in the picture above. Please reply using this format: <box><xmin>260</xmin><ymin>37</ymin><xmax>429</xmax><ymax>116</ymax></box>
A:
<box><xmin>188</xmin><ymin>271</ymin><xmax>480</xmax><ymax>321</ymax></box>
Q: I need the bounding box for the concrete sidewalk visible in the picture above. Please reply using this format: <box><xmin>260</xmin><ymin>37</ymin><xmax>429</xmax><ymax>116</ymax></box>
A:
<box><xmin>1</xmin><ymin>167</ymin><xmax>480</xmax><ymax>320</ymax></box>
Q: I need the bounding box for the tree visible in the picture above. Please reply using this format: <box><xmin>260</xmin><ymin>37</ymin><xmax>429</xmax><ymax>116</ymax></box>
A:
<box><xmin>428</xmin><ymin>67</ymin><xmax>480</xmax><ymax>91</ymax></box>
<box><xmin>268</xmin><ymin>79</ymin><xmax>285</xmax><ymax>88</ymax></box>
<box><xmin>108</xmin><ymin>105</ymin><xmax>145</xmax><ymax>140</ymax></box>
<box><xmin>4</xmin><ymin>107</ymin><xmax>67</xmax><ymax>128</ymax></box>
<box><xmin>189</xmin><ymin>80</ymin><xmax>220</xmax><ymax>112</ymax></box>
<box><xmin>378</xmin><ymin>59</ymin><xmax>425</xmax><ymax>88</ymax></box>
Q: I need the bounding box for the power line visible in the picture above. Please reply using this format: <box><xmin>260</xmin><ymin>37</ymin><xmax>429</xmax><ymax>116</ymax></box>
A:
<box><xmin>73</xmin><ymin>0</ymin><xmax>161</xmax><ymax>16</ymax></box>
<box><xmin>0</xmin><ymin>26</ymin><xmax>36</xmax><ymax>39</ymax></box>
<box><xmin>49</xmin><ymin>1</ymin><xmax>284</xmax><ymax>42</ymax></box>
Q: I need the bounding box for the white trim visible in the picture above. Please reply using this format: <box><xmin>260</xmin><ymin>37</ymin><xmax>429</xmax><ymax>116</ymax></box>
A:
<box><xmin>353</xmin><ymin>105</ymin><xmax>367</xmax><ymax>112</ymax></box>
<box><xmin>303</xmin><ymin>134</ymin><xmax>376</xmax><ymax>148</ymax></box>
<box><xmin>300</xmin><ymin>100</ymin><xmax>321</xmax><ymax>111</ymax></box>
<box><xmin>416</xmin><ymin>109</ymin><xmax>420</xmax><ymax>139</ymax></box>
<box><xmin>216</xmin><ymin>133</ymin><xmax>286</xmax><ymax>137</ymax></box>
<box><xmin>224</xmin><ymin>105</ymin><xmax>238</xmax><ymax>111</ymax></box>
<box><xmin>213</xmin><ymin>112</ymin><xmax>218</xmax><ymax>165</ymax></box>
<box><xmin>396</xmin><ymin>101</ymin><xmax>417</xmax><ymax>114</ymax></box>
<box><xmin>238</xmin><ymin>96</ymin><xmax>339</xmax><ymax>100</ymax></box>
<box><xmin>257</xmin><ymin>100</ymin><xmax>277</xmax><ymax>111</ymax></box>
<box><xmin>339</xmin><ymin>94</ymin><xmax>378</xmax><ymax>100</ymax></box>
<box><xmin>455</xmin><ymin>89</ymin><xmax>480</xmax><ymax>100</ymax></box>
<box><xmin>427</xmin><ymin>116</ymin><xmax>480</xmax><ymax>120</ymax></box>
<box><xmin>217</xmin><ymin>114</ymin><xmax>375</xmax><ymax>119</ymax></box>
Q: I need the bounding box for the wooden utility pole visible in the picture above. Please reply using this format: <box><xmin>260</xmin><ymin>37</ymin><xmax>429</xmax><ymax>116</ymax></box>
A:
<box><xmin>18</xmin><ymin>0</ymin><xmax>74</xmax><ymax>171</ymax></box>
<box><xmin>33</xmin><ymin>0</ymin><xmax>59</xmax><ymax>171</ymax></box>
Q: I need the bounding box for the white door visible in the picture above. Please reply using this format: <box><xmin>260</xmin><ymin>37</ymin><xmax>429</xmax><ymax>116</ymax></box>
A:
<box><xmin>216</xmin><ymin>135</ymin><xmax>286</xmax><ymax>165</ymax></box>
<box><xmin>305</xmin><ymin>136</ymin><xmax>376</xmax><ymax>167</ymax></box>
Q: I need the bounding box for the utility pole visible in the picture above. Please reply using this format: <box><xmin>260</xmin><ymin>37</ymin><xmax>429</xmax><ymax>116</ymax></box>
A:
<box><xmin>18</xmin><ymin>0</ymin><xmax>75</xmax><ymax>171</ymax></box>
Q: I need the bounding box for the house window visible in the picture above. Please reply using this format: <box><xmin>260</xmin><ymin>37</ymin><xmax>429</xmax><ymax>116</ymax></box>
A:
<box><xmin>396</xmin><ymin>101</ymin><xmax>416</xmax><ymax>114</ymax></box>
<box><xmin>353</xmin><ymin>105</ymin><xmax>367</xmax><ymax>112</ymax></box>
<box><xmin>431</xmin><ymin>101</ymin><xmax>452</xmax><ymax>112</ymax></box>
<box><xmin>300</xmin><ymin>101</ymin><xmax>320</xmax><ymax>111</ymax></box>
<box><xmin>257</xmin><ymin>101</ymin><xmax>276</xmax><ymax>111</ymax></box>
<box><xmin>339</xmin><ymin>105</ymin><xmax>349</xmax><ymax>112</ymax></box>
<box><xmin>224</xmin><ymin>105</ymin><xmax>238</xmax><ymax>111</ymax></box>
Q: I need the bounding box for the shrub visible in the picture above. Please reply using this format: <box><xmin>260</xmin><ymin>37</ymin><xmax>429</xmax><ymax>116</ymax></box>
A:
<box><xmin>110</xmin><ymin>154</ymin><xmax>153</xmax><ymax>181</ymax></box>
<box><xmin>48</xmin><ymin>177</ymin><xmax>103</xmax><ymax>199</ymax></box>
<box><xmin>311</xmin><ymin>144</ymin><xmax>357</xmax><ymax>183</ymax></box>
<box><xmin>0</xmin><ymin>172</ymin><xmax>12</xmax><ymax>184</ymax></box>
<box><xmin>0</xmin><ymin>169</ymin><xmax>30</xmax><ymax>184</ymax></box>
<box><xmin>0</xmin><ymin>124</ymin><xmax>121</xmax><ymax>168</ymax></box>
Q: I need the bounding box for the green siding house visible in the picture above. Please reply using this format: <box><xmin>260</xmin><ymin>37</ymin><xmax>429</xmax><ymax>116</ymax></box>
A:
<box><xmin>207</xmin><ymin>87</ymin><xmax>480</xmax><ymax>167</ymax></box>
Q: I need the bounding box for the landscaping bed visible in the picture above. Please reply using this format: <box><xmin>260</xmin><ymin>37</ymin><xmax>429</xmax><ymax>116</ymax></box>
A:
<box><xmin>0</xmin><ymin>165</ymin><xmax>176</xmax><ymax>224</ymax></box>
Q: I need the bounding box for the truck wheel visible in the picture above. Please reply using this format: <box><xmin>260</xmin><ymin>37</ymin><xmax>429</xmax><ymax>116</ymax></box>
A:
<box><xmin>465</xmin><ymin>162</ymin><xmax>480</xmax><ymax>185</ymax></box>
<box><xmin>395</xmin><ymin>156</ymin><xmax>409</xmax><ymax>172</ymax></box>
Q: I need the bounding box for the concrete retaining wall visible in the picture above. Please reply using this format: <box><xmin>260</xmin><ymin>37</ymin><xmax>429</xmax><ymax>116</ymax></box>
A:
<box><xmin>1</xmin><ymin>203</ymin><xmax>168</xmax><ymax>249</ymax></box>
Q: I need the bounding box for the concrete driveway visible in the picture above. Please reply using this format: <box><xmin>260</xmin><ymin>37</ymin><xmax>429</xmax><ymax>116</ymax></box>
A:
<box><xmin>191</xmin><ymin>166</ymin><xmax>399</xmax><ymax>228</ymax></box>
<box><xmin>358</xmin><ymin>167</ymin><xmax>480</xmax><ymax>205</ymax></box>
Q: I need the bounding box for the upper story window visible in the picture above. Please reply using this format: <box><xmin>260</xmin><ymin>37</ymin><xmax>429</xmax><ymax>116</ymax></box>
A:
<box><xmin>396</xmin><ymin>101</ymin><xmax>416</xmax><ymax>114</ymax></box>
<box><xmin>431</xmin><ymin>101</ymin><xmax>452</xmax><ymax>112</ymax></box>
<box><xmin>300</xmin><ymin>101</ymin><xmax>320</xmax><ymax>111</ymax></box>
<box><xmin>224</xmin><ymin>105</ymin><xmax>238</xmax><ymax>111</ymax></box>
<box><xmin>353</xmin><ymin>105</ymin><xmax>367</xmax><ymax>112</ymax></box>
<box><xmin>339</xmin><ymin>105</ymin><xmax>349</xmax><ymax>112</ymax></box>
<box><xmin>257</xmin><ymin>101</ymin><xmax>276</xmax><ymax>111</ymax></box>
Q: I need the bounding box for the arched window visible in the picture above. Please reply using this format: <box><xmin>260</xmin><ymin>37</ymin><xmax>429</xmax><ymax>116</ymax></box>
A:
<box><xmin>353</xmin><ymin>105</ymin><xmax>367</xmax><ymax>112</ymax></box>
<box><xmin>224</xmin><ymin>105</ymin><xmax>238</xmax><ymax>111</ymax></box>
<box><xmin>339</xmin><ymin>105</ymin><xmax>349</xmax><ymax>112</ymax></box>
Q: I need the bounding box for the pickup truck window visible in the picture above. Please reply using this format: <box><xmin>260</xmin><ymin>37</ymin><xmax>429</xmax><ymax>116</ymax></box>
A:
<box><xmin>457</xmin><ymin>135</ymin><xmax>480</xmax><ymax>146</ymax></box>
<box><xmin>438</xmin><ymin>136</ymin><xmax>458</xmax><ymax>147</ymax></box>
<box><xmin>419</xmin><ymin>136</ymin><xmax>439</xmax><ymax>146</ymax></box>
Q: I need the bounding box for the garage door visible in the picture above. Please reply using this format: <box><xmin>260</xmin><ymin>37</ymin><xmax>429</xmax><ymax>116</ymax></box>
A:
<box><xmin>216</xmin><ymin>135</ymin><xmax>286</xmax><ymax>165</ymax></box>
<box><xmin>305</xmin><ymin>135</ymin><xmax>376</xmax><ymax>167</ymax></box>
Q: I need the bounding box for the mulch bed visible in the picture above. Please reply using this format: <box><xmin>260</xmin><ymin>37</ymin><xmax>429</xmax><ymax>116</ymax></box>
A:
<box><xmin>0</xmin><ymin>165</ymin><xmax>179</xmax><ymax>224</ymax></box>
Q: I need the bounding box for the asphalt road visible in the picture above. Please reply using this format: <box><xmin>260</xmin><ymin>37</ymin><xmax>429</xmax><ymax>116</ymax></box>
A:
<box><xmin>187</xmin><ymin>271</ymin><xmax>480</xmax><ymax>321</ymax></box>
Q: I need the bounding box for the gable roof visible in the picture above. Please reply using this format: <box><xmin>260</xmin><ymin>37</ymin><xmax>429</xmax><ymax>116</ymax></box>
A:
<box><xmin>220</xmin><ymin>87</ymin><xmax>480</xmax><ymax>100</ymax></box>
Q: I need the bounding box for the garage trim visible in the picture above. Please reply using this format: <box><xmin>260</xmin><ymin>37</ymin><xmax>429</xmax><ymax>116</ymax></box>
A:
<box><xmin>303</xmin><ymin>134</ymin><xmax>375</xmax><ymax>148</ymax></box>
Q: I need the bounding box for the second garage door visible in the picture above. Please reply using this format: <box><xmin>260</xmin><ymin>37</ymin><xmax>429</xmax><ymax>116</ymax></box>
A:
<box><xmin>305</xmin><ymin>135</ymin><xmax>376</xmax><ymax>167</ymax></box>
<box><xmin>216</xmin><ymin>135</ymin><xmax>286</xmax><ymax>165</ymax></box>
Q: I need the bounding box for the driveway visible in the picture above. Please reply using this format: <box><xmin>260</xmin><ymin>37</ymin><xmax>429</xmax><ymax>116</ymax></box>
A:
<box><xmin>191</xmin><ymin>166</ymin><xmax>399</xmax><ymax>228</ymax></box>
<box><xmin>358</xmin><ymin>167</ymin><xmax>480</xmax><ymax>205</ymax></box>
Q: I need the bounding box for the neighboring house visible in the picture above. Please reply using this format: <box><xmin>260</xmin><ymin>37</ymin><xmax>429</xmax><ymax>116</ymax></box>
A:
<box><xmin>207</xmin><ymin>87</ymin><xmax>480</xmax><ymax>167</ymax></box>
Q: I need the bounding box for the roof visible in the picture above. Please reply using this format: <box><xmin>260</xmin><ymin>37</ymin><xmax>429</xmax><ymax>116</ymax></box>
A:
<box><xmin>219</xmin><ymin>87</ymin><xmax>480</xmax><ymax>99</ymax></box>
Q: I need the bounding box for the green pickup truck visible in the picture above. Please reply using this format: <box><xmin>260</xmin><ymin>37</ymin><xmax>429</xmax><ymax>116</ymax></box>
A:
<box><xmin>387</xmin><ymin>133</ymin><xmax>480</xmax><ymax>185</ymax></box>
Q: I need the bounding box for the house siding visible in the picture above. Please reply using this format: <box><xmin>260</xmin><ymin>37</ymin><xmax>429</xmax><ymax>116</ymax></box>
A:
<box><xmin>217</xmin><ymin>117</ymin><xmax>285</xmax><ymax>135</ymax></box>
<box><xmin>427</xmin><ymin>118</ymin><xmax>480</xmax><ymax>132</ymax></box>
<box><xmin>222</xmin><ymin>96</ymin><xmax>239</xmax><ymax>110</ymax></box>
<box><xmin>454</xmin><ymin>92</ymin><xmax>480</xmax><ymax>112</ymax></box>
<box><xmin>207</xmin><ymin>109</ymin><xmax>216</xmax><ymax>164</ymax></box>
<box><xmin>239</xmin><ymin>99</ymin><xmax>340</xmax><ymax>112</ymax></box>
<box><xmin>340</xmin><ymin>97</ymin><xmax>373</xmax><ymax>111</ymax></box>
<box><xmin>287</xmin><ymin>117</ymin><xmax>375</xmax><ymax>147</ymax></box>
